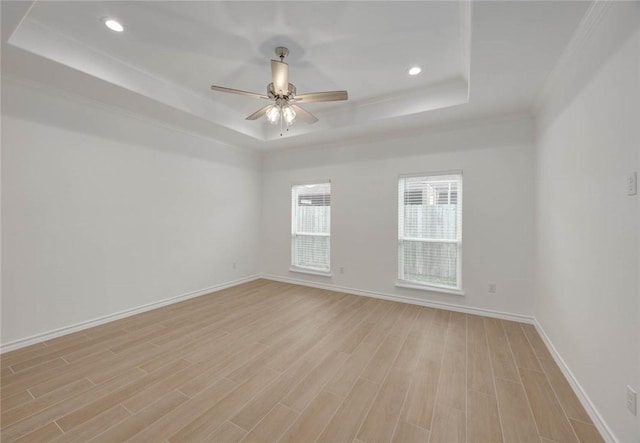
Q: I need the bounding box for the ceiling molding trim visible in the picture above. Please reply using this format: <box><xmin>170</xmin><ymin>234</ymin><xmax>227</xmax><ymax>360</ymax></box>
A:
<box><xmin>8</xmin><ymin>17</ymin><xmax>265</xmax><ymax>141</ymax></box>
<box><xmin>261</xmin><ymin>77</ymin><xmax>469</xmax><ymax>142</ymax></box>
<box><xmin>534</xmin><ymin>0</ymin><xmax>640</xmax><ymax>131</ymax></box>
<box><xmin>261</xmin><ymin>110</ymin><xmax>534</xmax><ymax>157</ymax></box>
<box><xmin>535</xmin><ymin>0</ymin><xmax>612</xmax><ymax>110</ymax></box>
<box><xmin>1</xmin><ymin>72</ymin><xmax>255</xmax><ymax>153</ymax></box>
<box><xmin>460</xmin><ymin>0</ymin><xmax>472</xmax><ymax>95</ymax></box>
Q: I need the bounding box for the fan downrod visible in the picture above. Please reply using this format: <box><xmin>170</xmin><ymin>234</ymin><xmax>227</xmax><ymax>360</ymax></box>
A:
<box><xmin>275</xmin><ymin>46</ymin><xmax>289</xmax><ymax>62</ymax></box>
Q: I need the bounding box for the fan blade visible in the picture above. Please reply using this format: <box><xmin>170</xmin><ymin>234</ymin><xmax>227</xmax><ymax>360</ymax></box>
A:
<box><xmin>291</xmin><ymin>104</ymin><xmax>319</xmax><ymax>124</ymax></box>
<box><xmin>271</xmin><ymin>60</ymin><xmax>289</xmax><ymax>95</ymax></box>
<box><xmin>210</xmin><ymin>85</ymin><xmax>268</xmax><ymax>99</ymax></box>
<box><xmin>295</xmin><ymin>91</ymin><xmax>348</xmax><ymax>103</ymax></box>
<box><xmin>246</xmin><ymin>105</ymin><xmax>272</xmax><ymax>120</ymax></box>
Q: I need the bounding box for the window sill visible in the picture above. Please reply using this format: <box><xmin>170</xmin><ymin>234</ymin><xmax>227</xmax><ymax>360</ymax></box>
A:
<box><xmin>289</xmin><ymin>267</ymin><xmax>333</xmax><ymax>277</ymax></box>
<box><xmin>396</xmin><ymin>281</ymin><xmax>465</xmax><ymax>296</ymax></box>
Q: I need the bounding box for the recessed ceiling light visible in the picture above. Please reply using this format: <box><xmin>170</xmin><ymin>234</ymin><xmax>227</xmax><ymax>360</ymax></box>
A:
<box><xmin>408</xmin><ymin>66</ymin><xmax>422</xmax><ymax>76</ymax></box>
<box><xmin>104</xmin><ymin>19</ymin><xmax>124</xmax><ymax>32</ymax></box>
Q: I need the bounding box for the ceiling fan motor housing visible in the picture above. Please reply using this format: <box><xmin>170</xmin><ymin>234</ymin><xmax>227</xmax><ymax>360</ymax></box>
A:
<box><xmin>268</xmin><ymin>82</ymin><xmax>296</xmax><ymax>99</ymax></box>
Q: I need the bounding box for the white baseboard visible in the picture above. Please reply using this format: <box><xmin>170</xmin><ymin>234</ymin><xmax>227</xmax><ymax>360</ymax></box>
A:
<box><xmin>260</xmin><ymin>273</ymin><xmax>535</xmax><ymax>324</ymax></box>
<box><xmin>533</xmin><ymin>321</ymin><xmax>617</xmax><ymax>443</ymax></box>
<box><xmin>0</xmin><ymin>275</ymin><xmax>260</xmax><ymax>354</ymax></box>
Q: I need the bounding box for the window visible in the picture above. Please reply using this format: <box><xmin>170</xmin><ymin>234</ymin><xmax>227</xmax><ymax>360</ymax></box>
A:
<box><xmin>398</xmin><ymin>173</ymin><xmax>462</xmax><ymax>291</ymax></box>
<box><xmin>291</xmin><ymin>182</ymin><xmax>331</xmax><ymax>273</ymax></box>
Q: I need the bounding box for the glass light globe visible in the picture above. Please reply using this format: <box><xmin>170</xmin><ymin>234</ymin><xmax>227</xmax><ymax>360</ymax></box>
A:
<box><xmin>266</xmin><ymin>105</ymin><xmax>280</xmax><ymax>125</ymax></box>
<box><xmin>282</xmin><ymin>104</ymin><xmax>296</xmax><ymax>125</ymax></box>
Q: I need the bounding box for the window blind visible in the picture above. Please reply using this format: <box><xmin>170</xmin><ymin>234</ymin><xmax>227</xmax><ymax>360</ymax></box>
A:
<box><xmin>291</xmin><ymin>182</ymin><xmax>331</xmax><ymax>272</ymax></box>
<box><xmin>398</xmin><ymin>173</ymin><xmax>462</xmax><ymax>289</ymax></box>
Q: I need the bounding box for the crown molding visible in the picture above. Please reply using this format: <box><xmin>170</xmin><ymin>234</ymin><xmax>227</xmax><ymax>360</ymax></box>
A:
<box><xmin>0</xmin><ymin>73</ymin><xmax>252</xmax><ymax>153</ymax></box>
<box><xmin>534</xmin><ymin>1</ymin><xmax>640</xmax><ymax>131</ymax></box>
<box><xmin>534</xmin><ymin>0</ymin><xmax>613</xmax><ymax>112</ymax></box>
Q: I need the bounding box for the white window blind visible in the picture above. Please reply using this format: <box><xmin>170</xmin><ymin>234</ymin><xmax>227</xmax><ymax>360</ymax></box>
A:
<box><xmin>291</xmin><ymin>182</ymin><xmax>331</xmax><ymax>272</ymax></box>
<box><xmin>398</xmin><ymin>173</ymin><xmax>462</xmax><ymax>290</ymax></box>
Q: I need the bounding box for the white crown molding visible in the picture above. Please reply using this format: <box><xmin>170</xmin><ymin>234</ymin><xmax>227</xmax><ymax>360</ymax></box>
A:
<box><xmin>534</xmin><ymin>0</ymin><xmax>640</xmax><ymax>132</ymax></box>
<box><xmin>534</xmin><ymin>0</ymin><xmax>613</xmax><ymax>112</ymax></box>
<box><xmin>534</xmin><ymin>321</ymin><xmax>618</xmax><ymax>443</ymax></box>
<box><xmin>460</xmin><ymin>0</ymin><xmax>472</xmax><ymax>95</ymax></box>
<box><xmin>259</xmin><ymin>274</ymin><xmax>535</xmax><ymax>324</ymax></box>
<box><xmin>0</xmin><ymin>73</ymin><xmax>262</xmax><ymax>156</ymax></box>
<box><xmin>6</xmin><ymin>18</ymin><xmax>264</xmax><ymax>142</ymax></box>
<box><xmin>0</xmin><ymin>275</ymin><xmax>260</xmax><ymax>354</ymax></box>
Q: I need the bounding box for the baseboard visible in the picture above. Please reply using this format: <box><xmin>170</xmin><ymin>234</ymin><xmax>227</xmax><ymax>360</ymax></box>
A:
<box><xmin>534</xmin><ymin>321</ymin><xmax>618</xmax><ymax>443</ymax></box>
<box><xmin>260</xmin><ymin>273</ymin><xmax>535</xmax><ymax>324</ymax></box>
<box><xmin>0</xmin><ymin>274</ymin><xmax>260</xmax><ymax>354</ymax></box>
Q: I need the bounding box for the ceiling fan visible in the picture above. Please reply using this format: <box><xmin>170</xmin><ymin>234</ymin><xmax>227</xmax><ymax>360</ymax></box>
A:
<box><xmin>210</xmin><ymin>47</ymin><xmax>348</xmax><ymax>132</ymax></box>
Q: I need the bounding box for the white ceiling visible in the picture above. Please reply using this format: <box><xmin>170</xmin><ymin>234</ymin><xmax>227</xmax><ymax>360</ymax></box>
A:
<box><xmin>2</xmin><ymin>1</ymin><xmax>591</xmax><ymax>150</ymax></box>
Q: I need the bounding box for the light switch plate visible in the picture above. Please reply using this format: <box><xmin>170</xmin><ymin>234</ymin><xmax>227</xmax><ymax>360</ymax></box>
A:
<box><xmin>628</xmin><ymin>385</ymin><xmax>637</xmax><ymax>416</ymax></box>
<box><xmin>628</xmin><ymin>172</ymin><xmax>637</xmax><ymax>195</ymax></box>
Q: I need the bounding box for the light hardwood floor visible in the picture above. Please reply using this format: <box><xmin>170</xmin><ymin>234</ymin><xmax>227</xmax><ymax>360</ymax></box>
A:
<box><xmin>1</xmin><ymin>279</ymin><xmax>604</xmax><ymax>443</ymax></box>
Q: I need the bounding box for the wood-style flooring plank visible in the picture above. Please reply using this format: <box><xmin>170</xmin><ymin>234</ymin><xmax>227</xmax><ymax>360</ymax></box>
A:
<box><xmin>202</xmin><ymin>420</ymin><xmax>248</xmax><ymax>443</ymax></box>
<box><xmin>1</xmin><ymin>369</ymin><xmax>145</xmax><ymax>442</ymax></box>
<box><xmin>49</xmin><ymin>405</ymin><xmax>131</xmax><ymax>443</ymax></box>
<box><xmin>167</xmin><ymin>369</ymin><xmax>279</xmax><ymax>442</ymax></box>
<box><xmin>277</xmin><ymin>391</ymin><xmax>342</xmax><ymax>443</ymax></box>
<box><xmin>238</xmin><ymin>403</ymin><xmax>298</xmax><ymax>443</ymax></box>
<box><xmin>467</xmin><ymin>390</ymin><xmax>503</xmax><ymax>443</ymax></box>
<box><xmin>391</xmin><ymin>421</ymin><xmax>430</xmax><ymax>443</ymax></box>
<box><xmin>0</xmin><ymin>390</ymin><xmax>34</xmax><ymax>412</ymax></box>
<box><xmin>570</xmin><ymin>419</ymin><xmax>604</xmax><ymax>443</ymax></box>
<box><xmin>230</xmin><ymin>357</ymin><xmax>316</xmax><ymax>432</ymax></box>
<box><xmin>467</xmin><ymin>315</ymin><xmax>494</xmax><ymax>395</ymax></box>
<box><xmin>88</xmin><ymin>390</ymin><xmax>188</xmax><ymax>443</ymax></box>
<box><xmin>494</xmin><ymin>377</ymin><xmax>541</xmax><ymax>443</ymax></box>
<box><xmin>401</xmin><ymin>354</ymin><xmax>440</xmax><ymax>430</ymax></box>
<box><xmin>519</xmin><ymin>368</ymin><xmax>579</xmax><ymax>443</ymax></box>
<box><xmin>503</xmin><ymin>321</ymin><xmax>543</xmax><ymax>371</ymax></box>
<box><xmin>13</xmin><ymin>421</ymin><xmax>62</xmax><ymax>443</ymax></box>
<box><xmin>428</xmin><ymin>405</ymin><xmax>465</xmax><ymax>443</ymax></box>
<box><xmin>484</xmin><ymin>317</ymin><xmax>520</xmax><ymax>382</ymax></box>
<box><xmin>128</xmin><ymin>378</ymin><xmax>238</xmax><ymax>442</ymax></box>
<box><xmin>537</xmin><ymin>357</ymin><xmax>592</xmax><ymax>424</ymax></box>
<box><xmin>357</xmin><ymin>366</ymin><xmax>413</xmax><ymax>443</ymax></box>
<box><xmin>316</xmin><ymin>377</ymin><xmax>379</xmax><ymax>443</ymax></box>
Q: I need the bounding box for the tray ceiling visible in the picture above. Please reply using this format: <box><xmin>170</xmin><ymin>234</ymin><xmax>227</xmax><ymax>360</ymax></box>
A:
<box><xmin>3</xmin><ymin>1</ymin><xmax>590</xmax><ymax>150</ymax></box>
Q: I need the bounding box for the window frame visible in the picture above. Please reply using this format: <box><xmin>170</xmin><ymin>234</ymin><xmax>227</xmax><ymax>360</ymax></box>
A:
<box><xmin>397</xmin><ymin>171</ymin><xmax>464</xmax><ymax>295</ymax></box>
<box><xmin>290</xmin><ymin>180</ymin><xmax>332</xmax><ymax>276</ymax></box>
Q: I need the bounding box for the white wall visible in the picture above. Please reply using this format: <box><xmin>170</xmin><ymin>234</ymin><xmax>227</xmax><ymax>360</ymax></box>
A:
<box><xmin>535</xmin><ymin>5</ymin><xmax>640</xmax><ymax>441</ymax></box>
<box><xmin>1</xmin><ymin>78</ymin><xmax>261</xmax><ymax>346</ymax></box>
<box><xmin>261</xmin><ymin>115</ymin><xmax>536</xmax><ymax>318</ymax></box>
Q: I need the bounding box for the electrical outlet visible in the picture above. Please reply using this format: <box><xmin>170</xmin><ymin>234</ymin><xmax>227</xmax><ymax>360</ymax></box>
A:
<box><xmin>627</xmin><ymin>385</ymin><xmax>637</xmax><ymax>416</ymax></box>
<box><xmin>339</xmin><ymin>267</ymin><xmax>345</xmax><ymax>274</ymax></box>
<box><xmin>488</xmin><ymin>283</ymin><xmax>497</xmax><ymax>293</ymax></box>
<box><xmin>628</xmin><ymin>172</ymin><xmax>637</xmax><ymax>195</ymax></box>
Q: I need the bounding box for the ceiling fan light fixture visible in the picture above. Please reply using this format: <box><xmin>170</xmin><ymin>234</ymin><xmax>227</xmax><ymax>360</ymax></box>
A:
<box><xmin>408</xmin><ymin>66</ymin><xmax>422</xmax><ymax>76</ymax></box>
<box><xmin>209</xmin><ymin>47</ymin><xmax>347</xmax><ymax>132</ymax></box>
<box><xmin>266</xmin><ymin>105</ymin><xmax>281</xmax><ymax>125</ymax></box>
<box><xmin>283</xmin><ymin>104</ymin><xmax>296</xmax><ymax>125</ymax></box>
<box><xmin>104</xmin><ymin>19</ymin><xmax>124</xmax><ymax>32</ymax></box>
